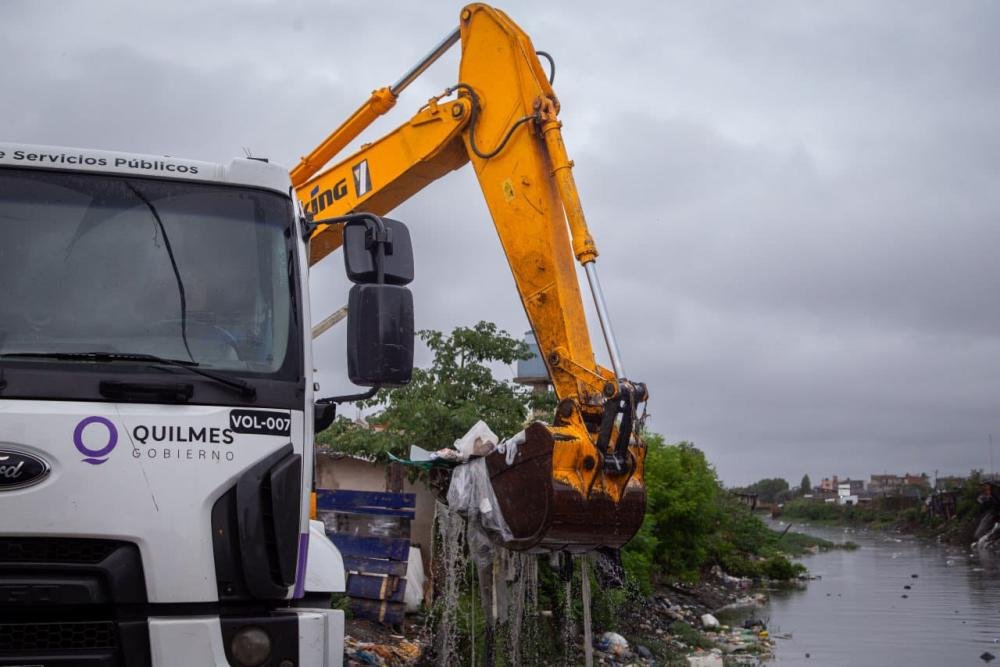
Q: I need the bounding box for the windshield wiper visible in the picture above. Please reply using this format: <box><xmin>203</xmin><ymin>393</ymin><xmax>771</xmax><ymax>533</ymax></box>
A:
<box><xmin>0</xmin><ymin>352</ymin><xmax>256</xmax><ymax>399</ymax></box>
<box><xmin>125</xmin><ymin>183</ymin><xmax>195</xmax><ymax>362</ymax></box>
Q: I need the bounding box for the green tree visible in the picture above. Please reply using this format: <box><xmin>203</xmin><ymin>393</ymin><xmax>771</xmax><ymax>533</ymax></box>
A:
<box><xmin>624</xmin><ymin>436</ymin><xmax>722</xmax><ymax>582</ymax></box>
<box><xmin>316</xmin><ymin>321</ymin><xmax>537</xmax><ymax>461</ymax></box>
<box><xmin>800</xmin><ymin>474</ymin><xmax>812</xmax><ymax>495</ymax></box>
<box><xmin>742</xmin><ymin>477</ymin><xmax>790</xmax><ymax>504</ymax></box>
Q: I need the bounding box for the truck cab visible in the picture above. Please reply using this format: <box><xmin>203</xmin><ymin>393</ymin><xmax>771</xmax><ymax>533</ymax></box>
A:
<box><xmin>0</xmin><ymin>143</ymin><xmax>359</xmax><ymax>666</ymax></box>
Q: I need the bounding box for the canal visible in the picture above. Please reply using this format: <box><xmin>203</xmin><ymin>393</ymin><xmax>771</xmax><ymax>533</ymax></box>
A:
<box><xmin>734</xmin><ymin>522</ymin><xmax>1000</xmax><ymax>666</ymax></box>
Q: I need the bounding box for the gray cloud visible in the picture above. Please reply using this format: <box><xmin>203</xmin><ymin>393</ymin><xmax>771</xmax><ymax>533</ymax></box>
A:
<box><xmin>2</xmin><ymin>0</ymin><xmax>998</xmax><ymax>485</ymax></box>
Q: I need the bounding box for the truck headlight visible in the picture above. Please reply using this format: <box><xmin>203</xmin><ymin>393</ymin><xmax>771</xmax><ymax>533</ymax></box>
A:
<box><xmin>230</xmin><ymin>626</ymin><xmax>272</xmax><ymax>667</ymax></box>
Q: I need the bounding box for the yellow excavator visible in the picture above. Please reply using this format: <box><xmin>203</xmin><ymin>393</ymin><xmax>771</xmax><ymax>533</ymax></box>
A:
<box><xmin>294</xmin><ymin>3</ymin><xmax>648</xmax><ymax>553</ymax></box>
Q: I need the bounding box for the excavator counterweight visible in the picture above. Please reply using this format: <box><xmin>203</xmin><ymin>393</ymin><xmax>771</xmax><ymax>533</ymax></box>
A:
<box><xmin>295</xmin><ymin>3</ymin><xmax>648</xmax><ymax>552</ymax></box>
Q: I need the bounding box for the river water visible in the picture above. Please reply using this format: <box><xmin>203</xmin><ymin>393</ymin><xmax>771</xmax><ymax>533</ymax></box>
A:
<box><xmin>735</xmin><ymin>521</ymin><xmax>1000</xmax><ymax>666</ymax></box>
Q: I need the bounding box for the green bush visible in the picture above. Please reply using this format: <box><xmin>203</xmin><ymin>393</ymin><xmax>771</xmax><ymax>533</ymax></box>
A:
<box><xmin>624</xmin><ymin>437</ymin><xmax>722</xmax><ymax>582</ymax></box>
<box><xmin>957</xmin><ymin>470</ymin><xmax>985</xmax><ymax>519</ymax></box>
<box><xmin>761</xmin><ymin>555</ymin><xmax>804</xmax><ymax>580</ymax></box>
<box><xmin>782</xmin><ymin>499</ymin><xmax>843</xmax><ymax>522</ymax></box>
<box><xmin>623</xmin><ymin>438</ymin><xmax>813</xmax><ymax>588</ymax></box>
<box><xmin>620</xmin><ymin>546</ymin><xmax>654</xmax><ymax>596</ymax></box>
<box><xmin>316</xmin><ymin>322</ymin><xmax>534</xmax><ymax>462</ymax></box>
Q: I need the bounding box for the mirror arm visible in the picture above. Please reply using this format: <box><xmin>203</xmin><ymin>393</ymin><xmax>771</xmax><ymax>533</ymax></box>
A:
<box><xmin>317</xmin><ymin>384</ymin><xmax>381</xmax><ymax>405</ymax></box>
<box><xmin>302</xmin><ymin>213</ymin><xmax>390</xmax><ymax>281</ymax></box>
<box><xmin>313</xmin><ymin>401</ymin><xmax>336</xmax><ymax>434</ymax></box>
<box><xmin>301</xmin><ymin>216</ymin><xmax>318</xmax><ymax>241</ymax></box>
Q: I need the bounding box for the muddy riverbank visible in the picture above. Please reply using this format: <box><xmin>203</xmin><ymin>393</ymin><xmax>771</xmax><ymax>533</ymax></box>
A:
<box><xmin>343</xmin><ymin>570</ymin><xmax>780</xmax><ymax>666</ymax></box>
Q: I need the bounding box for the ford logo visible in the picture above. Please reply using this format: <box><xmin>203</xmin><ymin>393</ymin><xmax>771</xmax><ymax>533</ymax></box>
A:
<box><xmin>0</xmin><ymin>450</ymin><xmax>51</xmax><ymax>490</ymax></box>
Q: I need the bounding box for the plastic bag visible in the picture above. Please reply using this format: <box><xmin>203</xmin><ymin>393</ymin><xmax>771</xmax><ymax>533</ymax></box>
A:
<box><xmin>453</xmin><ymin>420</ymin><xmax>499</xmax><ymax>459</ymax></box>
<box><xmin>447</xmin><ymin>457</ymin><xmax>513</xmax><ymax>545</ymax></box>
<box><xmin>497</xmin><ymin>429</ymin><xmax>526</xmax><ymax>466</ymax></box>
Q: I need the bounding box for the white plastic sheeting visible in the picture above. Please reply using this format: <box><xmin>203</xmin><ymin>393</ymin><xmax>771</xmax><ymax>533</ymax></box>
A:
<box><xmin>447</xmin><ymin>457</ymin><xmax>513</xmax><ymax>545</ymax></box>
<box><xmin>445</xmin><ymin>421</ymin><xmax>532</xmax><ymax>568</ymax></box>
<box><xmin>453</xmin><ymin>420</ymin><xmax>499</xmax><ymax>460</ymax></box>
<box><xmin>496</xmin><ymin>429</ymin><xmax>526</xmax><ymax>466</ymax></box>
<box><xmin>404</xmin><ymin>546</ymin><xmax>425</xmax><ymax>613</ymax></box>
<box><xmin>304</xmin><ymin>519</ymin><xmax>346</xmax><ymax>593</ymax></box>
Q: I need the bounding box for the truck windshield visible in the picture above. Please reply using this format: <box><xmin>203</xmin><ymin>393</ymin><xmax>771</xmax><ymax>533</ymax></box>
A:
<box><xmin>0</xmin><ymin>168</ymin><xmax>296</xmax><ymax>376</ymax></box>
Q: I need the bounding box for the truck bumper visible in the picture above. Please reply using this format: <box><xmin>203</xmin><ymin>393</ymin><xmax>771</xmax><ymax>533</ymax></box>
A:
<box><xmin>148</xmin><ymin>609</ymin><xmax>344</xmax><ymax>667</ymax></box>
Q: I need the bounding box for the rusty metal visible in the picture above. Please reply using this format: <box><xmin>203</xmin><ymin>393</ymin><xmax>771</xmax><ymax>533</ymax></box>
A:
<box><xmin>485</xmin><ymin>423</ymin><xmax>646</xmax><ymax>552</ymax></box>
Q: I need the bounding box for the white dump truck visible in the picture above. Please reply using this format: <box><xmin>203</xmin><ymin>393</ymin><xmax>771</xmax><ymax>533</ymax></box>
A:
<box><xmin>0</xmin><ymin>142</ymin><xmax>416</xmax><ymax>666</ymax></box>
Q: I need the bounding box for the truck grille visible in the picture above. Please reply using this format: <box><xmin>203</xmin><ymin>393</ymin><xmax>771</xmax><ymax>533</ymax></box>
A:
<box><xmin>0</xmin><ymin>621</ymin><xmax>117</xmax><ymax>651</ymax></box>
<box><xmin>0</xmin><ymin>538</ymin><xmax>121</xmax><ymax>564</ymax></box>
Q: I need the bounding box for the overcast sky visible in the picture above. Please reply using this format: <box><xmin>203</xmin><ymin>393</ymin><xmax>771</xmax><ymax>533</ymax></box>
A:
<box><xmin>3</xmin><ymin>1</ymin><xmax>998</xmax><ymax>485</ymax></box>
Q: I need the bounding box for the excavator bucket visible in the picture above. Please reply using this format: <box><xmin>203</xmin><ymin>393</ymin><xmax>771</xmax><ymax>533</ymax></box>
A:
<box><xmin>485</xmin><ymin>422</ymin><xmax>646</xmax><ymax>552</ymax></box>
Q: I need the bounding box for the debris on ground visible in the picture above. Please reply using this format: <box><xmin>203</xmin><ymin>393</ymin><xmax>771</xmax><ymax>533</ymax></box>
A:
<box><xmin>343</xmin><ymin>619</ymin><xmax>429</xmax><ymax>667</ymax></box>
<box><xmin>685</xmin><ymin>650</ymin><xmax>724</xmax><ymax>666</ymax></box>
<box><xmin>342</xmin><ymin>563</ymin><xmax>786</xmax><ymax>666</ymax></box>
<box><xmin>595</xmin><ymin>631</ymin><xmax>630</xmax><ymax>655</ymax></box>
<box><xmin>344</xmin><ymin>636</ymin><xmax>421</xmax><ymax>666</ymax></box>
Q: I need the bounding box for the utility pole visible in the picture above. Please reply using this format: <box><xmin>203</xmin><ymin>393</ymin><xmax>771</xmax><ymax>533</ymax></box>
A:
<box><xmin>990</xmin><ymin>433</ymin><xmax>994</xmax><ymax>480</ymax></box>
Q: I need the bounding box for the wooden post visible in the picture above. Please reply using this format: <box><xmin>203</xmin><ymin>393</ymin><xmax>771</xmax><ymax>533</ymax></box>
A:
<box><xmin>581</xmin><ymin>556</ymin><xmax>593</xmax><ymax>667</ymax></box>
<box><xmin>387</xmin><ymin>462</ymin><xmax>405</xmax><ymax>493</ymax></box>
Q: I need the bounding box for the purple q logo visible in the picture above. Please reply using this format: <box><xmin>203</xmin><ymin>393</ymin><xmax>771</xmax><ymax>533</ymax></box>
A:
<box><xmin>73</xmin><ymin>416</ymin><xmax>118</xmax><ymax>465</ymax></box>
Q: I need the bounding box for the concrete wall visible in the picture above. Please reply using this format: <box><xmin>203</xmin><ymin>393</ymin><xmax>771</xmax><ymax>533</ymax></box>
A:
<box><xmin>314</xmin><ymin>453</ymin><xmax>437</xmax><ymax>570</ymax></box>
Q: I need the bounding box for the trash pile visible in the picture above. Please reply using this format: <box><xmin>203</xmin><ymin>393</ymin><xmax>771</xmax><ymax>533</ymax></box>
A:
<box><xmin>379</xmin><ymin>422</ymin><xmax>786</xmax><ymax>665</ymax></box>
<box><xmin>591</xmin><ymin>630</ymin><xmax>648</xmax><ymax>665</ymax></box>
<box><xmin>445</xmin><ymin>421</ymin><xmax>513</xmax><ymax>545</ymax></box>
<box><xmin>407</xmin><ymin>419</ymin><xmax>522</xmax><ymax>465</ymax></box>
<box><xmin>344</xmin><ymin>635</ymin><xmax>422</xmax><ymax>666</ymax></box>
<box><xmin>587</xmin><ymin>566</ymin><xmax>778</xmax><ymax>665</ymax></box>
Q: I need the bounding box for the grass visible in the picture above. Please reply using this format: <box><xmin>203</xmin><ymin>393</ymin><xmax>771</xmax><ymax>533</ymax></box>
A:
<box><xmin>669</xmin><ymin>621</ymin><xmax>718</xmax><ymax>650</ymax></box>
<box><xmin>773</xmin><ymin>527</ymin><xmax>858</xmax><ymax>554</ymax></box>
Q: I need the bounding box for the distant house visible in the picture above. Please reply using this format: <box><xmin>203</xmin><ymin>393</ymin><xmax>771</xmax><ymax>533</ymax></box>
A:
<box><xmin>903</xmin><ymin>472</ymin><xmax>931</xmax><ymax>490</ymax></box>
<box><xmin>732</xmin><ymin>492</ymin><xmax>758</xmax><ymax>511</ymax></box>
<box><xmin>927</xmin><ymin>490</ymin><xmax>959</xmax><ymax>520</ymax></box>
<box><xmin>844</xmin><ymin>479</ymin><xmax>864</xmax><ymax>494</ymax></box>
<box><xmin>868</xmin><ymin>474</ymin><xmax>903</xmax><ymax>495</ymax></box>
<box><xmin>935</xmin><ymin>475</ymin><xmax>966</xmax><ymax>491</ymax></box>
<box><xmin>837</xmin><ymin>482</ymin><xmax>859</xmax><ymax>506</ymax></box>
<box><xmin>820</xmin><ymin>476</ymin><xmax>840</xmax><ymax>492</ymax></box>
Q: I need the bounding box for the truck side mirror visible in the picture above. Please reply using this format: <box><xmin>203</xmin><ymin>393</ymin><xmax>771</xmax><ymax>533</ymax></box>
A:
<box><xmin>343</xmin><ymin>218</ymin><xmax>414</xmax><ymax>285</ymax></box>
<box><xmin>341</xmin><ymin>214</ymin><xmax>415</xmax><ymax>387</ymax></box>
<box><xmin>346</xmin><ymin>284</ymin><xmax>414</xmax><ymax>386</ymax></box>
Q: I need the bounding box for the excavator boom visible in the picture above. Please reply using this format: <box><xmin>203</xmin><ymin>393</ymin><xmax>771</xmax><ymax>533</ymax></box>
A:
<box><xmin>295</xmin><ymin>4</ymin><xmax>647</xmax><ymax>551</ymax></box>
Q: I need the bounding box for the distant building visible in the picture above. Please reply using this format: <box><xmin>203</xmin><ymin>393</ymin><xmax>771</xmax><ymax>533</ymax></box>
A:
<box><xmin>902</xmin><ymin>472</ymin><xmax>931</xmax><ymax>490</ymax></box>
<box><xmin>844</xmin><ymin>479</ymin><xmax>864</xmax><ymax>494</ymax></box>
<box><xmin>732</xmin><ymin>492</ymin><xmax>758</xmax><ymax>511</ymax></box>
<box><xmin>868</xmin><ymin>474</ymin><xmax>903</xmax><ymax>495</ymax></box>
<box><xmin>935</xmin><ymin>475</ymin><xmax>966</xmax><ymax>491</ymax></box>
<box><xmin>837</xmin><ymin>482</ymin><xmax>859</xmax><ymax>506</ymax></box>
<box><xmin>927</xmin><ymin>490</ymin><xmax>959</xmax><ymax>520</ymax></box>
<box><xmin>820</xmin><ymin>476</ymin><xmax>840</xmax><ymax>492</ymax></box>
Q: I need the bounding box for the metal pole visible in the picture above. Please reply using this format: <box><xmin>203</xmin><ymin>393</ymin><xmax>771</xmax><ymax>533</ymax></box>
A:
<box><xmin>990</xmin><ymin>433</ymin><xmax>994</xmax><ymax>478</ymax></box>
<box><xmin>391</xmin><ymin>27</ymin><xmax>461</xmax><ymax>96</ymax></box>
<box><xmin>584</xmin><ymin>262</ymin><xmax>626</xmax><ymax>379</ymax></box>
<box><xmin>311</xmin><ymin>305</ymin><xmax>348</xmax><ymax>339</ymax></box>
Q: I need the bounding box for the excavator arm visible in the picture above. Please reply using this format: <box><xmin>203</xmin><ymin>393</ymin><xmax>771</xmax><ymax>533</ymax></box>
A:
<box><xmin>294</xmin><ymin>4</ymin><xmax>647</xmax><ymax>552</ymax></box>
